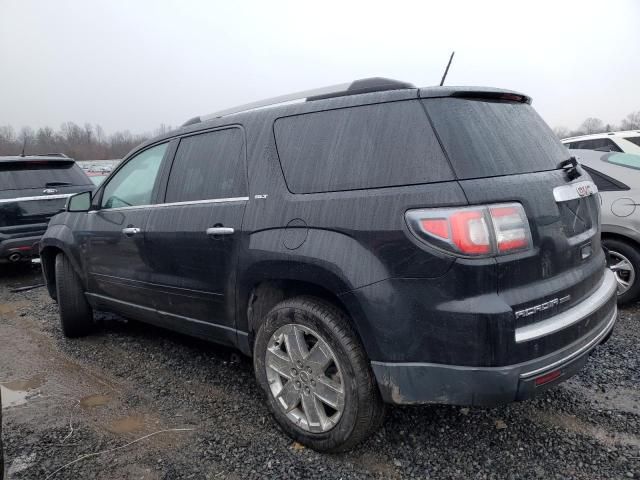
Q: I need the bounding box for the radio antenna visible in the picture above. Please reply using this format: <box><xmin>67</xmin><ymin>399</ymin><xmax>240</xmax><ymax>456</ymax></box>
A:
<box><xmin>439</xmin><ymin>51</ymin><xmax>455</xmax><ymax>86</ymax></box>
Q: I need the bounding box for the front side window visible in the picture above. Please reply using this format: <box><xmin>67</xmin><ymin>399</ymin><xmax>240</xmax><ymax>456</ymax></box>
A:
<box><xmin>165</xmin><ymin>128</ymin><xmax>246</xmax><ymax>203</ymax></box>
<box><xmin>101</xmin><ymin>143</ymin><xmax>167</xmax><ymax>209</ymax></box>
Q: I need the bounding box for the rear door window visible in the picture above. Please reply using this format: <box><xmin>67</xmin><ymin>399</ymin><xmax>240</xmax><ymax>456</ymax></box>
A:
<box><xmin>165</xmin><ymin>128</ymin><xmax>246</xmax><ymax>202</ymax></box>
<box><xmin>423</xmin><ymin>98</ymin><xmax>567</xmax><ymax>179</ymax></box>
<box><xmin>274</xmin><ymin>100</ymin><xmax>454</xmax><ymax>193</ymax></box>
<box><xmin>0</xmin><ymin>161</ymin><xmax>92</xmax><ymax>191</ymax></box>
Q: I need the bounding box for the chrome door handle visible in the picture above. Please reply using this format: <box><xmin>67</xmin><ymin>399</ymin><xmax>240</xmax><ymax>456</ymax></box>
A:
<box><xmin>206</xmin><ymin>227</ymin><xmax>235</xmax><ymax>236</ymax></box>
<box><xmin>122</xmin><ymin>227</ymin><xmax>141</xmax><ymax>236</ymax></box>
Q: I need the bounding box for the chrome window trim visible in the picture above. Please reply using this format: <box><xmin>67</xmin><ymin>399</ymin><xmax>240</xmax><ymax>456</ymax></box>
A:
<box><xmin>552</xmin><ymin>180</ymin><xmax>598</xmax><ymax>202</ymax></box>
<box><xmin>0</xmin><ymin>193</ymin><xmax>74</xmax><ymax>204</ymax></box>
<box><xmin>88</xmin><ymin>196</ymin><xmax>250</xmax><ymax>213</ymax></box>
<box><xmin>515</xmin><ymin>269</ymin><xmax>617</xmax><ymax>343</ymax></box>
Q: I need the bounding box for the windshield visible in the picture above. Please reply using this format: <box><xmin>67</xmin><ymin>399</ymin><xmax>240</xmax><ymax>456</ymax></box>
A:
<box><xmin>0</xmin><ymin>162</ymin><xmax>92</xmax><ymax>191</ymax></box>
<box><xmin>423</xmin><ymin>98</ymin><xmax>567</xmax><ymax>179</ymax></box>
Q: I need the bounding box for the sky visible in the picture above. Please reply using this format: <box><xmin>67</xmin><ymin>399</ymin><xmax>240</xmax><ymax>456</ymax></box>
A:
<box><xmin>1</xmin><ymin>0</ymin><xmax>639</xmax><ymax>134</ymax></box>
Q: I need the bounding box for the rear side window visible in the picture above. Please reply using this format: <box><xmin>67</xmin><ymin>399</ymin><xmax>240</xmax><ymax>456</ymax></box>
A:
<box><xmin>0</xmin><ymin>162</ymin><xmax>91</xmax><ymax>191</ymax></box>
<box><xmin>274</xmin><ymin>101</ymin><xmax>454</xmax><ymax>193</ymax></box>
<box><xmin>423</xmin><ymin>98</ymin><xmax>567</xmax><ymax>179</ymax></box>
<box><xmin>624</xmin><ymin>136</ymin><xmax>640</xmax><ymax>147</ymax></box>
<box><xmin>166</xmin><ymin>128</ymin><xmax>246</xmax><ymax>202</ymax></box>
<box><xmin>581</xmin><ymin>165</ymin><xmax>629</xmax><ymax>191</ymax></box>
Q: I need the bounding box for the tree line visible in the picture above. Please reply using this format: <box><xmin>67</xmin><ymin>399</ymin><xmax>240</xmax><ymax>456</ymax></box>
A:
<box><xmin>0</xmin><ymin>123</ymin><xmax>174</xmax><ymax>160</ymax></box>
<box><xmin>553</xmin><ymin>110</ymin><xmax>640</xmax><ymax>139</ymax></box>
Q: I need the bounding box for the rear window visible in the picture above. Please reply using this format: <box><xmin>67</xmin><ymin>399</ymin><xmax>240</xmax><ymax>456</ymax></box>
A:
<box><xmin>274</xmin><ymin>101</ymin><xmax>454</xmax><ymax>193</ymax></box>
<box><xmin>0</xmin><ymin>161</ymin><xmax>91</xmax><ymax>191</ymax></box>
<box><xmin>603</xmin><ymin>152</ymin><xmax>640</xmax><ymax>170</ymax></box>
<box><xmin>423</xmin><ymin>98</ymin><xmax>567</xmax><ymax>179</ymax></box>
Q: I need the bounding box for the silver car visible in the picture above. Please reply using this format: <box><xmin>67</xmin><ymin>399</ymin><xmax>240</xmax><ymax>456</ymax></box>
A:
<box><xmin>572</xmin><ymin>149</ymin><xmax>640</xmax><ymax>304</ymax></box>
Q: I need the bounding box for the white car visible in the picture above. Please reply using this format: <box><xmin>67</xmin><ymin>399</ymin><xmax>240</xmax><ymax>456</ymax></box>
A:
<box><xmin>562</xmin><ymin>130</ymin><xmax>640</xmax><ymax>154</ymax></box>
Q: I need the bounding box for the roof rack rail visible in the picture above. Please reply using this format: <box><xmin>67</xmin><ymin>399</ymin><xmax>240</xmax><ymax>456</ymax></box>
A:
<box><xmin>31</xmin><ymin>153</ymin><xmax>70</xmax><ymax>158</ymax></box>
<box><xmin>184</xmin><ymin>77</ymin><xmax>415</xmax><ymax>126</ymax></box>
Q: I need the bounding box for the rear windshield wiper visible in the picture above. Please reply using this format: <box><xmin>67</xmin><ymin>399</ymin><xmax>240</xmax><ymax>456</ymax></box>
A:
<box><xmin>45</xmin><ymin>181</ymin><xmax>74</xmax><ymax>187</ymax></box>
<box><xmin>558</xmin><ymin>157</ymin><xmax>581</xmax><ymax>181</ymax></box>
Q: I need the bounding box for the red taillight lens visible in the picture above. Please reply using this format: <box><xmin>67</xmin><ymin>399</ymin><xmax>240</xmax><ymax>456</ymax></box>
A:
<box><xmin>449</xmin><ymin>210</ymin><xmax>490</xmax><ymax>255</ymax></box>
<box><xmin>406</xmin><ymin>203</ymin><xmax>532</xmax><ymax>257</ymax></box>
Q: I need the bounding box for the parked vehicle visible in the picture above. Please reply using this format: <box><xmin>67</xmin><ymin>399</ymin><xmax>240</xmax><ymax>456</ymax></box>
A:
<box><xmin>562</xmin><ymin>131</ymin><xmax>640</xmax><ymax>154</ymax></box>
<box><xmin>0</xmin><ymin>154</ymin><xmax>93</xmax><ymax>264</ymax></box>
<box><xmin>571</xmin><ymin>149</ymin><xmax>640</xmax><ymax>304</ymax></box>
<box><xmin>40</xmin><ymin>78</ymin><xmax>617</xmax><ymax>451</ymax></box>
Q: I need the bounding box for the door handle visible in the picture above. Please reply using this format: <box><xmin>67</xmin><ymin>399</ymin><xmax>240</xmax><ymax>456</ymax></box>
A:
<box><xmin>122</xmin><ymin>227</ymin><xmax>142</xmax><ymax>236</ymax></box>
<box><xmin>206</xmin><ymin>227</ymin><xmax>235</xmax><ymax>236</ymax></box>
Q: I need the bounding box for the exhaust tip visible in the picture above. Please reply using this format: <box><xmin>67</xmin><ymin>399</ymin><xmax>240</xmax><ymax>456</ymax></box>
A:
<box><xmin>8</xmin><ymin>252</ymin><xmax>22</xmax><ymax>263</ymax></box>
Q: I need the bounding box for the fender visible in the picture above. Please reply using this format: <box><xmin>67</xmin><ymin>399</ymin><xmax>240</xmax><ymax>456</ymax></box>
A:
<box><xmin>39</xmin><ymin>221</ymin><xmax>87</xmax><ymax>289</ymax></box>
<box><xmin>601</xmin><ymin>223</ymin><xmax>640</xmax><ymax>246</ymax></box>
<box><xmin>235</xmin><ymin>227</ymin><xmax>390</xmax><ymax>334</ymax></box>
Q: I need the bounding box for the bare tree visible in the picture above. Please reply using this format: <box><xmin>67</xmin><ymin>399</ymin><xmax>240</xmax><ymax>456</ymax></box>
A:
<box><xmin>621</xmin><ymin>111</ymin><xmax>640</xmax><ymax>130</ymax></box>
<box><xmin>552</xmin><ymin>126</ymin><xmax>571</xmax><ymax>139</ymax></box>
<box><xmin>579</xmin><ymin>117</ymin><xmax>605</xmax><ymax>135</ymax></box>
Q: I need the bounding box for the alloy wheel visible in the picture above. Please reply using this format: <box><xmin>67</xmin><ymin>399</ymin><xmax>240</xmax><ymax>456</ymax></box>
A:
<box><xmin>265</xmin><ymin>323</ymin><xmax>345</xmax><ymax>433</ymax></box>
<box><xmin>608</xmin><ymin>249</ymin><xmax>636</xmax><ymax>296</ymax></box>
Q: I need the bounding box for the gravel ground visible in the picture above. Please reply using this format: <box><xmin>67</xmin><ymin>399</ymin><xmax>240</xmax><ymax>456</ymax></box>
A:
<box><xmin>0</xmin><ymin>263</ymin><xmax>639</xmax><ymax>479</ymax></box>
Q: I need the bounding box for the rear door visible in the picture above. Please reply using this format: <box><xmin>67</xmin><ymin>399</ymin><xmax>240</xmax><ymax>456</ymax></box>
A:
<box><xmin>85</xmin><ymin>142</ymin><xmax>169</xmax><ymax>309</ymax></box>
<box><xmin>144</xmin><ymin>127</ymin><xmax>248</xmax><ymax>344</ymax></box>
<box><xmin>422</xmin><ymin>96</ymin><xmax>604</xmax><ymax>346</ymax></box>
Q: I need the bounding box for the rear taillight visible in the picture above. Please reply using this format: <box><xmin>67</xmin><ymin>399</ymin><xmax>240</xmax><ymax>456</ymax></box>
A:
<box><xmin>406</xmin><ymin>203</ymin><xmax>531</xmax><ymax>257</ymax></box>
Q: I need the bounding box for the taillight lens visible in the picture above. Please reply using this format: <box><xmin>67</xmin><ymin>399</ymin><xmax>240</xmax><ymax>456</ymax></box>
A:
<box><xmin>406</xmin><ymin>203</ymin><xmax>531</xmax><ymax>257</ymax></box>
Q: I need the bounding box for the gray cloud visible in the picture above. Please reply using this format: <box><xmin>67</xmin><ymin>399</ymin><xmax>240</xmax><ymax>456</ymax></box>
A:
<box><xmin>1</xmin><ymin>0</ymin><xmax>638</xmax><ymax>133</ymax></box>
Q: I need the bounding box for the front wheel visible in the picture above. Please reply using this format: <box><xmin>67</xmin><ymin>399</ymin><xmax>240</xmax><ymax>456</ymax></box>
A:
<box><xmin>603</xmin><ymin>238</ymin><xmax>640</xmax><ymax>305</ymax></box>
<box><xmin>55</xmin><ymin>253</ymin><xmax>94</xmax><ymax>337</ymax></box>
<box><xmin>253</xmin><ymin>296</ymin><xmax>384</xmax><ymax>452</ymax></box>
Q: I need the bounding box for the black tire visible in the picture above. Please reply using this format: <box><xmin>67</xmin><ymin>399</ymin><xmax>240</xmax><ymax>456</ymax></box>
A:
<box><xmin>253</xmin><ymin>296</ymin><xmax>384</xmax><ymax>452</ymax></box>
<box><xmin>603</xmin><ymin>238</ymin><xmax>640</xmax><ymax>305</ymax></box>
<box><xmin>54</xmin><ymin>253</ymin><xmax>94</xmax><ymax>337</ymax></box>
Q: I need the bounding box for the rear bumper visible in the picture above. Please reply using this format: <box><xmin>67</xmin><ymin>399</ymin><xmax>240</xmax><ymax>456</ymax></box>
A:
<box><xmin>0</xmin><ymin>234</ymin><xmax>41</xmax><ymax>261</ymax></box>
<box><xmin>372</xmin><ymin>270</ymin><xmax>618</xmax><ymax>406</ymax></box>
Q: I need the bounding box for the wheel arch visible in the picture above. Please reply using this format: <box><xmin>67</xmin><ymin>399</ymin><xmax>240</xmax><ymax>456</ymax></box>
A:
<box><xmin>236</xmin><ymin>263</ymin><xmax>369</xmax><ymax>357</ymax></box>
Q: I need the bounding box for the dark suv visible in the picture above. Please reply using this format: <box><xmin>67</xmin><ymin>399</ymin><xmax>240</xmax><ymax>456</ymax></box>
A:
<box><xmin>1</xmin><ymin>154</ymin><xmax>93</xmax><ymax>264</ymax></box>
<box><xmin>40</xmin><ymin>78</ymin><xmax>617</xmax><ymax>452</ymax></box>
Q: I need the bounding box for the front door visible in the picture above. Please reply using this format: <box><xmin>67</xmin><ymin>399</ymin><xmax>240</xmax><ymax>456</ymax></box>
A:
<box><xmin>145</xmin><ymin>127</ymin><xmax>247</xmax><ymax>344</ymax></box>
<box><xmin>86</xmin><ymin>142</ymin><xmax>169</xmax><ymax>310</ymax></box>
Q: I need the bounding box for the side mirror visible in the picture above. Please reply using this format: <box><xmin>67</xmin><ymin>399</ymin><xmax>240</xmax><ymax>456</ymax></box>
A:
<box><xmin>67</xmin><ymin>191</ymin><xmax>92</xmax><ymax>212</ymax></box>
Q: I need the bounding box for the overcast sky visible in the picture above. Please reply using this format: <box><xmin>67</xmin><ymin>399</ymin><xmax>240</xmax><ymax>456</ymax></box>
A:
<box><xmin>1</xmin><ymin>0</ymin><xmax>638</xmax><ymax>134</ymax></box>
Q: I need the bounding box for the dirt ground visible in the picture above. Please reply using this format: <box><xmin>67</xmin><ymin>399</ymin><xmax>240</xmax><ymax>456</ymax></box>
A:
<box><xmin>1</xmin><ymin>263</ymin><xmax>639</xmax><ymax>479</ymax></box>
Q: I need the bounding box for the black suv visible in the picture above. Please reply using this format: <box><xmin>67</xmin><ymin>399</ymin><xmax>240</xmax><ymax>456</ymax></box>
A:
<box><xmin>1</xmin><ymin>154</ymin><xmax>93</xmax><ymax>264</ymax></box>
<box><xmin>40</xmin><ymin>78</ymin><xmax>617</xmax><ymax>452</ymax></box>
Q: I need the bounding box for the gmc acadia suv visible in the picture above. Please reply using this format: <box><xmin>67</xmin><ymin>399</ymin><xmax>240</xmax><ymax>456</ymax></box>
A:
<box><xmin>40</xmin><ymin>78</ymin><xmax>618</xmax><ymax>452</ymax></box>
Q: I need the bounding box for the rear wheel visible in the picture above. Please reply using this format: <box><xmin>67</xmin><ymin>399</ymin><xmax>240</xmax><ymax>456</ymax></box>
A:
<box><xmin>253</xmin><ymin>296</ymin><xmax>384</xmax><ymax>452</ymax></box>
<box><xmin>55</xmin><ymin>253</ymin><xmax>94</xmax><ymax>337</ymax></box>
<box><xmin>603</xmin><ymin>238</ymin><xmax>640</xmax><ymax>305</ymax></box>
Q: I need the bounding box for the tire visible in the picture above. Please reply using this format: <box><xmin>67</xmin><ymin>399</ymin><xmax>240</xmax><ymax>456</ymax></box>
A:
<box><xmin>55</xmin><ymin>253</ymin><xmax>94</xmax><ymax>337</ymax></box>
<box><xmin>253</xmin><ymin>296</ymin><xmax>384</xmax><ymax>452</ymax></box>
<box><xmin>603</xmin><ymin>238</ymin><xmax>640</xmax><ymax>305</ymax></box>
